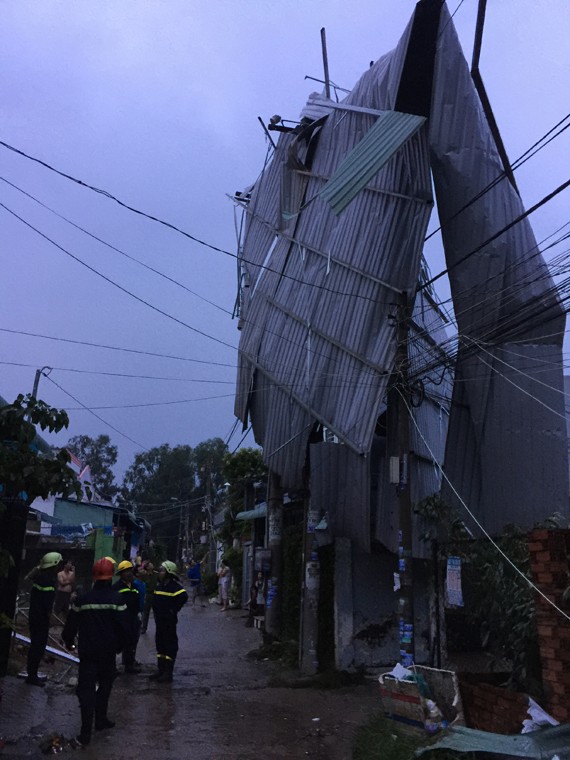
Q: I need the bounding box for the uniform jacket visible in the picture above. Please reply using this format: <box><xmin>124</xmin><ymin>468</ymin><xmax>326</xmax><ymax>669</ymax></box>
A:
<box><xmin>152</xmin><ymin>578</ymin><xmax>188</xmax><ymax>621</ymax></box>
<box><xmin>29</xmin><ymin>569</ymin><xmax>57</xmax><ymax>624</ymax></box>
<box><xmin>62</xmin><ymin>581</ymin><xmax>127</xmax><ymax>658</ymax></box>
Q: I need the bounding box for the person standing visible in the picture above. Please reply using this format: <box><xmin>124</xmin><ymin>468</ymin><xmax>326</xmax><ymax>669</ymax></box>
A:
<box><xmin>112</xmin><ymin>560</ymin><xmax>141</xmax><ymax>673</ymax></box>
<box><xmin>149</xmin><ymin>561</ymin><xmax>188</xmax><ymax>683</ymax></box>
<box><xmin>62</xmin><ymin>558</ymin><xmax>127</xmax><ymax>747</ymax></box>
<box><xmin>187</xmin><ymin>553</ymin><xmax>208</xmax><ymax>607</ymax></box>
<box><xmin>25</xmin><ymin>551</ymin><xmax>62</xmax><ymax>686</ymax></box>
<box><xmin>217</xmin><ymin>559</ymin><xmax>231</xmax><ymax>612</ymax></box>
<box><xmin>54</xmin><ymin>561</ymin><xmax>76</xmax><ymax>617</ymax></box>
<box><xmin>140</xmin><ymin>561</ymin><xmax>156</xmax><ymax>634</ymax></box>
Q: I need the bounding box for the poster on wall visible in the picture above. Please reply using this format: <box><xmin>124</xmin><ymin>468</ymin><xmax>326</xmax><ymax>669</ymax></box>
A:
<box><xmin>445</xmin><ymin>556</ymin><xmax>464</xmax><ymax>607</ymax></box>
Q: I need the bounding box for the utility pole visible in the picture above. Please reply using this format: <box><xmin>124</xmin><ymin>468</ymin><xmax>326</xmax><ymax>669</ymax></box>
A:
<box><xmin>299</xmin><ymin>481</ymin><xmax>320</xmax><ymax>674</ymax></box>
<box><xmin>31</xmin><ymin>366</ymin><xmax>52</xmax><ymax>400</ymax></box>
<box><xmin>388</xmin><ymin>292</ymin><xmax>415</xmax><ymax>667</ymax></box>
<box><xmin>264</xmin><ymin>471</ymin><xmax>283</xmax><ymax>638</ymax></box>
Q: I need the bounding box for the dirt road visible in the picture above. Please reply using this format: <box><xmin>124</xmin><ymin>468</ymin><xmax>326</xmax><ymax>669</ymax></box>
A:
<box><xmin>2</xmin><ymin>599</ymin><xmax>379</xmax><ymax>759</ymax></box>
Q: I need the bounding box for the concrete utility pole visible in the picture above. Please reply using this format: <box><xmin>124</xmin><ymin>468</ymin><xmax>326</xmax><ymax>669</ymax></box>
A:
<box><xmin>299</xmin><ymin>487</ymin><xmax>320</xmax><ymax>674</ymax></box>
<box><xmin>389</xmin><ymin>292</ymin><xmax>415</xmax><ymax>667</ymax></box>
<box><xmin>30</xmin><ymin>366</ymin><xmax>52</xmax><ymax>408</ymax></box>
<box><xmin>264</xmin><ymin>471</ymin><xmax>283</xmax><ymax>638</ymax></box>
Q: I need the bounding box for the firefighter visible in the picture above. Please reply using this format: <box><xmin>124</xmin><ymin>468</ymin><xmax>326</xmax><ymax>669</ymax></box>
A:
<box><xmin>62</xmin><ymin>558</ymin><xmax>127</xmax><ymax>747</ymax></box>
<box><xmin>149</xmin><ymin>560</ymin><xmax>188</xmax><ymax>683</ymax></box>
<box><xmin>112</xmin><ymin>560</ymin><xmax>141</xmax><ymax>673</ymax></box>
<box><xmin>25</xmin><ymin>551</ymin><xmax>62</xmax><ymax>686</ymax></box>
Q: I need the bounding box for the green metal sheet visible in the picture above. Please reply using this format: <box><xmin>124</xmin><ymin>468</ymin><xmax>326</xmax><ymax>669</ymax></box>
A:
<box><xmin>416</xmin><ymin>724</ymin><xmax>570</xmax><ymax>759</ymax></box>
<box><xmin>320</xmin><ymin>110</ymin><xmax>425</xmax><ymax>214</ymax></box>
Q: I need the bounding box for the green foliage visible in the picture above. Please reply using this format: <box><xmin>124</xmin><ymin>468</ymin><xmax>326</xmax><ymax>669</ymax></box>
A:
<box><xmin>201</xmin><ymin>568</ymin><xmax>218</xmax><ymax>596</ymax></box>
<box><xmin>121</xmin><ymin>444</ymin><xmax>197</xmax><ymax>556</ymax></box>
<box><xmin>415</xmin><ymin>494</ymin><xmax>542</xmax><ymax>693</ymax></box>
<box><xmin>194</xmin><ymin>437</ymin><xmax>229</xmax><ymax>494</ymax></box>
<box><xmin>66</xmin><ymin>434</ymin><xmax>118</xmax><ymax>499</ymax></box>
<box><xmin>458</xmin><ymin>525</ymin><xmax>542</xmax><ymax>694</ymax></box>
<box><xmin>122</xmin><ymin>444</ymin><xmax>196</xmax><ymax>505</ymax></box>
<box><xmin>222</xmin><ymin>447</ymin><xmax>267</xmax><ymax>512</ymax></box>
<box><xmin>0</xmin><ymin>394</ymin><xmax>82</xmax><ymax>502</ymax></box>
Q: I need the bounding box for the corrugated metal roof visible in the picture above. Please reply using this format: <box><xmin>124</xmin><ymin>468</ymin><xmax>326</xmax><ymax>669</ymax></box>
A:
<box><xmin>320</xmin><ymin>110</ymin><xmax>426</xmax><ymax>214</ymax></box>
<box><xmin>234</xmin><ymin>1</ymin><xmax>567</xmax><ymax>551</ymax></box>
<box><xmin>234</xmin><ymin>8</ymin><xmax>445</xmax><ymax>553</ymax></box>
<box><xmin>431</xmin><ymin>4</ymin><xmax>568</xmax><ymax>533</ymax></box>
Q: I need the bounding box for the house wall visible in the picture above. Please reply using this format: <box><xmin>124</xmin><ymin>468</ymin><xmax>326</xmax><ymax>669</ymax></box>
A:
<box><xmin>54</xmin><ymin>499</ymin><xmax>115</xmax><ymax>533</ymax></box>
<box><xmin>335</xmin><ymin>539</ymin><xmax>431</xmax><ymax>669</ymax></box>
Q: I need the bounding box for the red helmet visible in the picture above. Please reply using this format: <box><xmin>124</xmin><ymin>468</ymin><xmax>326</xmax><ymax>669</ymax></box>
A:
<box><xmin>92</xmin><ymin>558</ymin><xmax>115</xmax><ymax>581</ymax></box>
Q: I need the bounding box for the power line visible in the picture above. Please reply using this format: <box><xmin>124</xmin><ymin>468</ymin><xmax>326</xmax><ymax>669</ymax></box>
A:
<box><xmin>0</xmin><ymin>360</ymin><xmax>233</xmax><ymax>384</ymax></box>
<box><xmin>0</xmin><ymin>326</ymin><xmax>235</xmax><ymax>367</ymax></box>
<box><xmin>419</xmin><ymin>178</ymin><xmax>570</xmax><ymax>292</ymax></box>
<box><xmin>0</xmin><ymin>174</ymin><xmax>232</xmax><ymax>318</ymax></box>
<box><xmin>43</xmin><ymin>374</ymin><xmax>147</xmax><ymax>451</ymax></box>
<box><xmin>0</xmin><ymin>201</ymin><xmax>238</xmax><ymax>352</ymax></box>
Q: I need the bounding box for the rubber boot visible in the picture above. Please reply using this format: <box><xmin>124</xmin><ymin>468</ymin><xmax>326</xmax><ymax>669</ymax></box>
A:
<box><xmin>155</xmin><ymin>659</ymin><xmax>174</xmax><ymax>683</ymax></box>
<box><xmin>77</xmin><ymin>707</ymin><xmax>93</xmax><ymax>746</ymax></box>
<box><xmin>148</xmin><ymin>658</ymin><xmax>165</xmax><ymax>680</ymax></box>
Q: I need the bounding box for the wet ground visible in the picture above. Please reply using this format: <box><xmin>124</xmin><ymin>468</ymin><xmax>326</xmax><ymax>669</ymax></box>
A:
<box><xmin>1</xmin><ymin>597</ymin><xmax>380</xmax><ymax>759</ymax></box>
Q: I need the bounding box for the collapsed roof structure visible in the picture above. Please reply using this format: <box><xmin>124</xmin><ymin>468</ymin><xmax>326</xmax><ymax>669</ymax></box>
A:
<box><xmin>233</xmin><ymin>0</ymin><xmax>568</xmax><ymax>553</ymax></box>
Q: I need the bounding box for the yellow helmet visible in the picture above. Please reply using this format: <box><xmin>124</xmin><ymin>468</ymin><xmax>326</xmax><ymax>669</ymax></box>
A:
<box><xmin>39</xmin><ymin>552</ymin><xmax>63</xmax><ymax>569</ymax></box>
<box><xmin>117</xmin><ymin>560</ymin><xmax>134</xmax><ymax>573</ymax></box>
<box><xmin>160</xmin><ymin>560</ymin><xmax>179</xmax><ymax>578</ymax></box>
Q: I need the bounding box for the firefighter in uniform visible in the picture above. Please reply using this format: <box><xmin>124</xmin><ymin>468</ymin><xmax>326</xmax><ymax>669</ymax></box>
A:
<box><xmin>25</xmin><ymin>551</ymin><xmax>63</xmax><ymax>686</ymax></box>
<box><xmin>112</xmin><ymin>560</ymin><xmax>141</xmax><ymax>673</ymax></box>
<box><xmin>149</xmin><ymin>560</ymin><xmax>188</xmax><ymax>683</ymax></box>
<box><xmin>62</xmin><ymin>558</ymin><xmax>127</xmax><ymax>747</ymax></box>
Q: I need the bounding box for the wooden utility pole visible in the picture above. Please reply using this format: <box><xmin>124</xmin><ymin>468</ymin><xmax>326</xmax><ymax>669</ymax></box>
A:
<box><xmin>389</xmin><ymin>292</ymin><xmax>415</xmax><ymax>667</ymax></box>
<box><xmin>264</xmin><ymin>471</ymin><xmax>283</xmax><ymax>638</ymax></box>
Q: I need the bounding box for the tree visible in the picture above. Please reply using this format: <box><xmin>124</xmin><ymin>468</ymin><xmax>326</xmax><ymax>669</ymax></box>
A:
<box><xmin>194</xmin><ymin>437</ymin><xmax>229</xmax><ymax>495</ymax></box>
<box><xmin>66</xmin><ymin>434</ymin><xmax>119</xmax><ymax>499</ymax></box>
<box><xmin>121</xmin><ymin>445</ymin><xmax>196</xmax><ymax>557</ymax></box>
<box><xmin>216</xmin><ymin>448</ymin><xmax>267</xmax><ymax>546</ymax></box>
<box><xmin>222</xmin><ymin>447</ymin><xmax>267</xmax><ymax>512</ymax></box>
<box><xmin>0</xmin><ymin>394</ymin><xmax>83</xmax><ymax>675</ymax></box>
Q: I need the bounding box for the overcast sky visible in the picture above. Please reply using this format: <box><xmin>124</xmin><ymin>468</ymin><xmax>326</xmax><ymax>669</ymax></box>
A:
<box><xmin>1</xmin><ymin>0</ymin><xmax>568</xmax><ymax>480</ymax></box>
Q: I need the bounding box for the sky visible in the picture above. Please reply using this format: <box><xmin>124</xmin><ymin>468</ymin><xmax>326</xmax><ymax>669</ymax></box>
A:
<box><xmin>1</xmin><ymin>0</ymin><xmax>569</xmax><ymax>482</ymax></box>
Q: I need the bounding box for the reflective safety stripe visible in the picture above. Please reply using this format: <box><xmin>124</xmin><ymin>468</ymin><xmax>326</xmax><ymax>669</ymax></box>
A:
<box><xmin>32</xmin><ymin>584</ymin><xmax>55</xmax><ymax>591</ymax></box>
<box><xmin>154</xmin><ymin>589</ymin><xmax>186</xmax><ymax>597</ymax></box>
<box><xmin>71</xmin><ymin>603</ymin><xmax>128</xmax><ymax>612</ymax></box>
<box><xmin>118</xmin><ymin>587</ymin><xmax>139</xmax><ymax>594</ymax></box>
<box><xmin>157</xmin><ymin>653</ymin><xmax>173</xmax><ymax>661</ymax></box>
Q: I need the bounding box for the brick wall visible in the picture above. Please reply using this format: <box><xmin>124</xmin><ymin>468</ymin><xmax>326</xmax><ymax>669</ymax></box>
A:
<box><xmin>459</xmin><ymin>680</ymin><xmax>528</xmax><ymax>734</ymax></box>
<box><xmin>528</xmin><ymin>528</ymin><xmax>570</xmax><ymax>723</ymax></box>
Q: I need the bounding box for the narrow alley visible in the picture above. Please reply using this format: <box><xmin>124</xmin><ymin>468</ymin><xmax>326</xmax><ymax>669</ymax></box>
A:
<box><xmin>2</xmin><ymin>600</ymin><xmax>379</xmax><ymax>759</ymax></box>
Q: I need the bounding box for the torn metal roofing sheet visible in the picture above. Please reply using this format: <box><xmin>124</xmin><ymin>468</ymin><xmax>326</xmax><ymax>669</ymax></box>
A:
<box><xmin>429</xmin><ymin>4</ymin><xmax>569</xmax><ymax>532</ymax></box>
<box><xmin>234</xmin><ymin>0</ymin><xmax>567</xmax><ymax>549</ymax></box>
<box><xmin>235</xmin><ymin>13</ymin><xmax>433</xmax><ymax>493</ymax></box>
